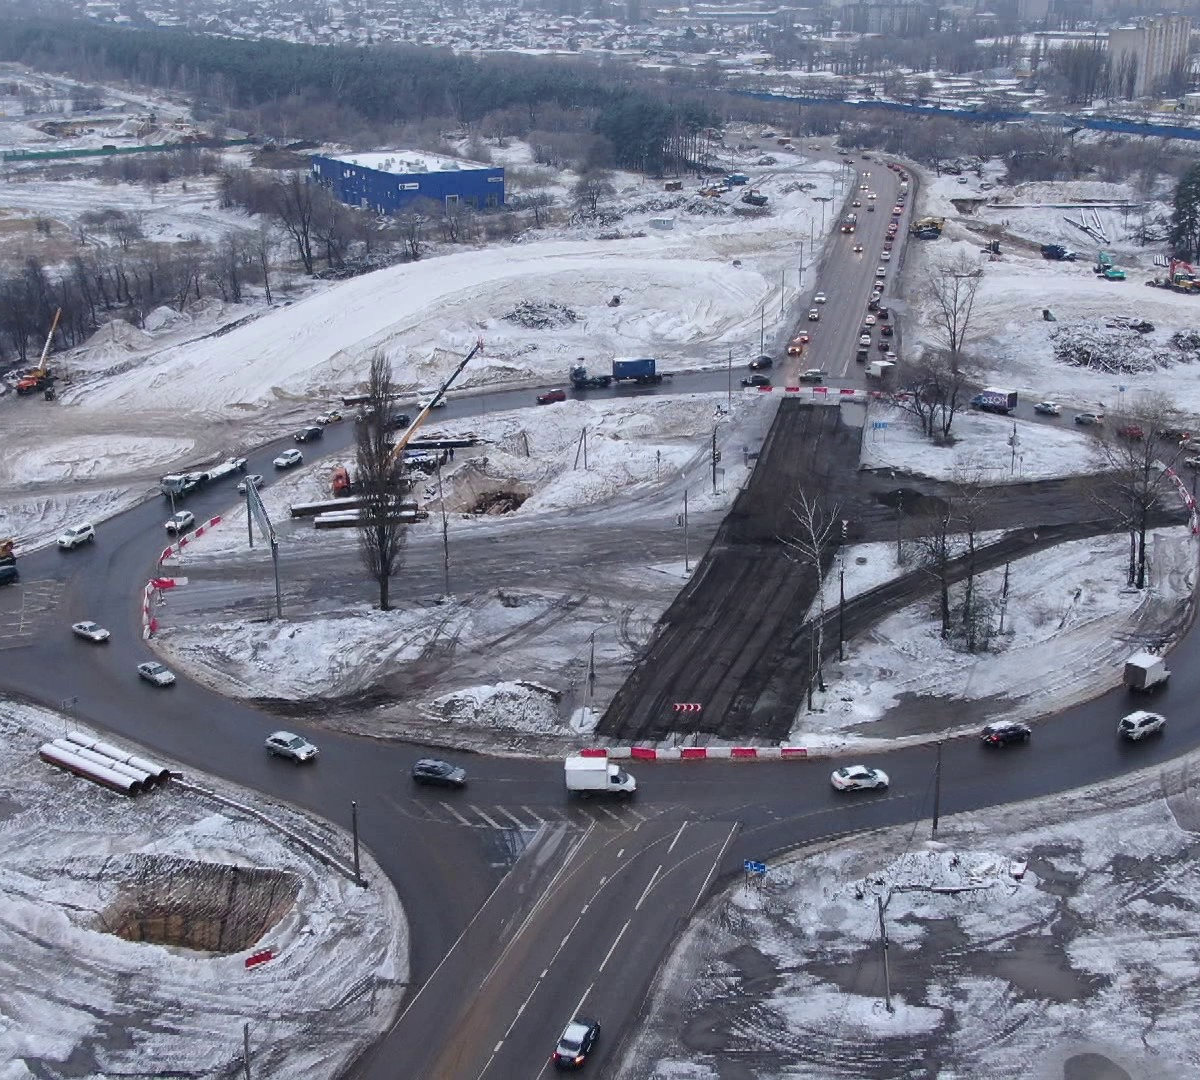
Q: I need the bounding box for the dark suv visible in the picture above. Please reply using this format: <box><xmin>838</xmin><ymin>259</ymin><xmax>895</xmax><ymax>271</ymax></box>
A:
<box><xmin>411</xmin><ymin>758</ymin><xmax>467</xmax><ymax>788</ymax></box>
<box><xmin>980</xmin><ymin>721</ymin><xmax>1031</xmax><ymax>747</ymax></box>
<box><xmin>389</xmin><ymin>412</ymin><xmax>413</xmax><ymax>429</ymax></box>
<box><xmin>294</xmin><ymin>426</ymin><xmax>323</xmax><ymax>443</ymax></box>
<box><xmin>0</xmin><ymin>561</ymin><xmax>18</xmax><ymax>586</ymax></box>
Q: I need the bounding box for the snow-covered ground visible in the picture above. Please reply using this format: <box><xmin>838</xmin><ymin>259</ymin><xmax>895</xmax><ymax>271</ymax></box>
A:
<box><xmin>0</xmin><ymin>699</ymin><xmax>407</xmax><ymax>1079</ymax></box>
<box><xmin>620</xmin><ymin>750</ymin><xmax>1200</xmax><ymax>1079</ymax></box>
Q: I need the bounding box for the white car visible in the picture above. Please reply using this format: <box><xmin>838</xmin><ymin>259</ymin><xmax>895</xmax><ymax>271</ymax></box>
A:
<box><xmin>137</xmin><ymin>661</ymin><xmax>176</xmax><ymax>687</ymax></box>
<box><xmin>1034</xmin><ymin>402</ymin><xmax>1062</xmax><ymax>416</ymax></box>
<box><xmin>808</xmin><ymin>308</ymin><xmax>821</xmax><ymax>322</ymax></box>
<box><xmin>417</xmin><ymin>396</ymin><xmax>447</xmax><ymax>410</ymax></box>
<box><xmin>71</xmin><ymin>621</ymin><xmax>110</xmax><ymax>643</ymax></box>
<box><xmin>859</xmin><ymin>333</ymin><xmax>872</xmax><ymax>347</ymax></box>
<box><xmin>869</xmin><ymin>291</ymin><xmax>882</xmax><ymax>304</ymax></box>
<box><xmin>864</xmin><ymin>315</ymin><xmax>877</xmax><ymax>327</ymax></box>
<box><xmin>56</xmin><ymin>523</ymin><xmax>95</xmax><ymax>550</ymax></box>
<box><xmin>273</xmin><ymin>449</ymin><xmax>303</xmax><ymax>469</ymax></box>
<box><xmin>165</xmin><ymin>510</ymin><xmax>195</xmax><ymax>535</ymax></box>
<box><xmin>265</xmin><ymin>730</ymin><xmax>319</xmax><ymax>763</ymax></box>
<box><xmin>831</xmin><ymin>765</ymin><xmax>890</xmax><ymax>791</ymax></box>
<box><xmin>237</xmin><ymin>473</ymin><xmax>265</xmax><ymax>493</ymax></box>
<box><xmin>315</xmin><ymin>410</ymin><xmax>343</xmax><ymax>424</ymax></box>
<box><xmin>1118</xmin><ymin>710</ymin><xmax>1165</xmax><ymax>741</ymax></box>
<box><xmin>880</xmin><ymin>250</ymin><xmax>891</xmax><ymax>261</ymax></box>
<box><xmin>876</xmin><ymin>266</ymin><xmax>886</xmax><ymax>277</ymax></box>
<box><xmin>814</xmin><ymin>292</ymin><xmax>827</xmax><ymax>304</ymax></box>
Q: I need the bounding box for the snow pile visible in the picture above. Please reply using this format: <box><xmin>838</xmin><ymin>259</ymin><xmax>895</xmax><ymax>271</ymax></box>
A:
<box><xmin>3</xmin><ymin>435</ymin><xmax>194</xmax><ymax>485</ymax></box>
<box><xmin>426</xmin><ymin>680</ymin><xmax>562</xmax><ymax>734</ymax></box>
<box><xmin>0</xmin><ymin>699</ymin><xmax>406</xmax><ymax>1079</ymax></box>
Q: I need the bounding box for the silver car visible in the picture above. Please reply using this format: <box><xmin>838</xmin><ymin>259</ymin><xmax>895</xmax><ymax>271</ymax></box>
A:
<box><xmin>72</xmin><ymin>621</ymin><xmax>110</xmax><ymax>643</ymax></box>
<box><xmin>137</xmin><ymin>661</ymin><xmax>175</xmax><ymax>686</ymax></box>
<box><xmin>1118</xmin><ymin>711</ymin><xmax>1165</xmax><ymax>741</ymax></box>
<box><xmin>265</xmin><ymin>730</ymin><xmax>319</xmax><ymax>763</ymax></box>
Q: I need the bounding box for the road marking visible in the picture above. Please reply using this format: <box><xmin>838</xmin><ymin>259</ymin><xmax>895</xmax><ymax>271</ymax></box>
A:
<box><xmin>616</xmin><ymin>848</ymin><xmax>624</xmax><ymax>858</ymax></box>
<box><xmin>439</xmin><ymin>800</ymin><xmax>472</xmax><ymax>826</ymax></box>
<box><xmin>667</xmin><ymin>821</ymin><xmax>688</xmax><ymax>854</ymax></box>
<box><xmin>690</xmin><ymin>823</ymin><xmax>739</xmax><ymax>916</ymax></box>
<box><xmin>520</xmin><ymin>805</ymin><xmax>545</xmax><ymax>825</ymax></box>
<box><xmin>625</xmin><ymin>807</ymin><xmax>649</xmax><ymax>822</ymax></box>
<box><xmin>492</xmin><ymin>1042</ymin><xmax>502</xmax><ymax>1053</ymax></box>
<box><xmin>571</xmin><ymin>983</ymin><xmax>594</xmax><ymax>1022</ymax></box>
<box><xmin>593</xmin><ymin>806</ymin><xmax>620</xmax><ymax>820</ymax></box>
<box><xmin>598</xmin><ymin>919</ymin><xmax>630</xmax><ymax>973</ymax></box>
<box><xmin>635</xmin><ymin>864</ymin><xmax>662</xmax><ymax>911</ymax></box>
<box><xmin>470</xmin><ymin>804</ymin><xmax>503</xmax><ymax>828</ymax></box>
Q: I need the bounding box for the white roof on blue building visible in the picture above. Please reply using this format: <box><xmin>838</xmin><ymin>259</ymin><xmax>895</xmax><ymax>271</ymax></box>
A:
<box><xmin>327</xmin><ymin>151</ymin><xmax>492</xmax><ymax>175</ymax></box>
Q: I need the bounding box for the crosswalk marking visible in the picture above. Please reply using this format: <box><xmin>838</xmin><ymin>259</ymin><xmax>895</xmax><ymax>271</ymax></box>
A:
<box><xmin>439</xmin><ymin>800</ymin><xmax>473</xmax><ymax>826</ymax></box>
<box><xmin>470</xmin><ymin>804</ymin><xmax>503</xmax><ymax>828</ymax></box>
<box><xmin>520</xmin><ymin>805</ymin><xmax>545</xmax><ymax>825</ymax></box>
<box><xmin>495</xmin><ymin>806</ymin><xmax>528</xmax><ymax>828</ymax></box>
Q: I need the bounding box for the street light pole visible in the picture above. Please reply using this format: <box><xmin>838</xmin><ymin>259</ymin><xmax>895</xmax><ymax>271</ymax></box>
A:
<box><xmin>932</xmin><ymin>741</ymin><xmax>943</xmax><ymax>837</ymax></box>
<box><xmin>727</xmin><ymin>349</ymin><xmax>732</xmax><ymax>410</ymax></box>
<box><xmin>683</xmin><ymin>486</ymin><xmax>690</xmax><ymax>573</ymax></box>
<box><xmin>838</xmin><ymin>558</ymin><xmax>846</xmax><ymax>662</ymax></box>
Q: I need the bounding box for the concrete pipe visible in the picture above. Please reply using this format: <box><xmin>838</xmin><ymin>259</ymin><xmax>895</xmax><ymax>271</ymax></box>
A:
<box><xmin>52</xmin><ymin>741</ymin><xmax>155</xmax><ymax>789</ymax></box>
<box><xmin>65</xmin><ymin>732</ymin><xmax>171</xmax><ymax>784</ymax></box>
<box><xmin>39</xmin><ymin>743</ymin><xmax>144</xmax><ymax>795</ymax></box>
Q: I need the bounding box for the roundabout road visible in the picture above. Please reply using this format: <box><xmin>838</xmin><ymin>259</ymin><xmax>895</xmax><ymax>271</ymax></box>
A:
<box><xmin>4</xmin><ymin>148</ymin><xmax>1196</xmax><ymax>1078</ymax></box>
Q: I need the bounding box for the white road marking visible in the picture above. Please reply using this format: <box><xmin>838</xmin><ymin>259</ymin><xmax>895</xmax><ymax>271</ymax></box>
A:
<box><xmin>593</xmin><ymin>806</ymin><xmax>620</xmax><ymax>820</ymax></box>
<box><xmin>635</xmin><ymin>864</ymin><xmax>662</xmax><ymax>911</ymax></box>
<box><xmin>495</xmin><ymin>806</ymin><xmax>528</xmax><ymax>828</ymax></box>
<box><xmin>438</xmin><ymin>800</ymin><xmax>472</xmax><ymax>826</ymax></box>
<box><xmin>470</xmin><ymin>804</ymin><xmax>503</xmax><ymax>829</ymax></box>
<box><xmin>667</xmin><ymin>821</ymin><xmax>688</xmax><ymax>854</ymax></box>
<box><xmin>598</xmin><ymin>919</ymin><xmax>631</xmax><ymax>973</ymax></box>
<box><xmin>616</xmin><ymin>849</ymin><xmax>624</xmax><ymax>858</ymax></box>
<box><xmin>520</xmin><ymin>804</ymin><xmax>545</xmax><ymax>825</ymax></box>
<box><xmin>690</xmin><ymin>823</ymin><xmax>739</xmax><ymax>916</ymax></box>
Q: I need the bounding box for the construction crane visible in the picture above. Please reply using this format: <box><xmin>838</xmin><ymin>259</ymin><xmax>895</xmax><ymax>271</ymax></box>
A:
<box><xmin>16</xmin><ymin>308</ymin><xmax>62</xmax><ymax>396</ymax></box>
<box><xmin>387</xmin><ymin>337</ymin><xmax>484</xmax><ymax>467</ymax></box>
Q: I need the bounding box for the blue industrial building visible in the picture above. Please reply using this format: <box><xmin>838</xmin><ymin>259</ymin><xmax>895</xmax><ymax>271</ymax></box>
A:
<box><xmin>310</xmin><ymin>151</ymin><xmax>505</xmax><ymax>215</ymax></box>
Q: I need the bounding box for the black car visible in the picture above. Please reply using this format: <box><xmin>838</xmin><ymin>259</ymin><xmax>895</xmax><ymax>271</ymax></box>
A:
<box><xmin>742</xmin><ymin>374</ymin><xmax>771</xmax><ymax>388</ymax></box>
<box><xmin>0</xmin><ymin>562</ymin><xmax>18</xmax><ymax>586</ymax></box>
<box><xmin>552</xmin><ymin>1017</ymin><xmax>600</xmax><ymax>1070</ymax></box>
<box><xmin>390</xmin><ymin>412</ymin><xmax>413</xmax><ymax>429</ymax></box>
<box><xmin>748</xmin><ymin>355</ymin><xmax>773</xmax><ymax>371</ymax></box>
<box><xmin>981</xmin><ymin>721</ymin><xmax>1031</xmax><ymax>747</ymax></box>
<box><xmin>294</xmin><ymin>426</ymin><xmax>323</xmax><ymax>443</ymax></box>
<box><xmin>411</xmin><ymin>758</ymin><xmax>467</xmax><ymax>788</ymax></box>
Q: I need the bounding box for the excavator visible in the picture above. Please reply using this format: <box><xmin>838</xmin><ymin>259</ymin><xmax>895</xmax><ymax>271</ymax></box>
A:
<box><xmin>16</xmin><ymin>308</ymin><xmax>62</xmax><ymax>396</ymax></box>
<box><xmin>1147</xmin><ymin>258</ymin><xmax>1200</xmax><ymax>293</ymax></box>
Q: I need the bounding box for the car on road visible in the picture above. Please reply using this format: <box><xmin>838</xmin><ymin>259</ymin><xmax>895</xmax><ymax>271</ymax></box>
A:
<box><xmin>552</xmin><ymin>1017</ymin><xmax>600</xmax><ymax>1070</ymax></box>
<box><xmin>1034</xmin><ymin>402</ymin><xmax>1062</xmax><ymax>416</ymax></box>
<box><xmin>869</xmin><ymin>291</ymin><xmax>882</xmax><ymax>305</ymax></box>
<box><xmin>831</xmin><ymin>765</ymin><xmax>889</xmax><ymax>791</ymax></box>
<box><xmin>237</xmin><ymin>473</ymin><xmax>264</xmax><ymax>493</ymax></box>
<box><xmin>71</xmin><ymin>621</ymin><xmax>110</xmax><ymax>643</ymax></box>
<box><xmin>852</xmin><ymin>243</ymin><xmax>864</xmax><ymax>253</ymax></box>
<box><xmin>57</xmin><ymin>523</ymin><xmax>95</xmax><ymax>550</ymax></box>
<box><xmin>418</xmin><ymin>394</ymin><xmax>447</xmax><ymax>410</ymax></box>
<box><xmin>165</xmin><ymin>510</ymin><xmax>195</xmax><ymax>535</ymax></box>
<box><xmin>880</xmin><ymin>250</ymin><xmax>891</xmax><ymax>261</ymax></box>
<box><xmin>749</xmin><ymin>355</ymin><xmax>773</xmax><ymax>370</ymax></box>
<box><xmin>798</xmin><ymin>369</ymin><xmax>827</xmax><ymax>383</ymax></box>
<box><xmin>1185</xmin><ymin>455</ymin><xmax>1200</xmax><ymax>470</ymax></box>
<box><xmin>867</xmin><ymin>192</ymin><xmax>877</xmax><ymax>200</ymax></box>
<box><xmin>876</xmin><ymin>339</ymin><xmax>891</xmax><ymax>352</ymax></box>
<box><xmin>294</xmin><ymin>425</ymin><xmax>323</xmax><ymax>443</ymax></box>
<box><xmin>981</xmin><ymin>721</ymin><xmax>1031</xmax><ymax>747</ymax></box>
<box><xmin>537</xmin><ymin>388</ymin><xmax>567</xmax><ymax>405</ymax></box>
<box><xmin>863</xmin><ymin>315</ymin><xmax>877</xmax><ymax>327</ymax></box>
<box><xmin>881</xmin><ymin>324</ymin><xmax>894</xmax><ymax>337</ymax></box>
<box><xmin>0</xmin><ymin>562</ymin><xmax>17</xmax><ymax>586</ymax></box>
<box><xmin>892</xmin><ymin>205</ymin><xmax>903</xmax><ymax>215</ymax></box>
<box><xmin>273</xmin><ymin>448</ymin><xmax>303</xmax><ymax>469</ymax></box>
<box><xmin>316</xmin><ymin>410</ymin><xmax>343</xmax><ymax>424</ymax></box>
<box><xmin>1158</xmin><ymin>427</ymin><xmax>1190</xmax><ymax>443</ymax></box>
<box><xmin>137</xmin><ymin>661</ymin><xmax>175</xmax><ymax>687</ymax></box>
<box><xmin>859</xmin><ymin>182</ymin><xmax>869</xmax><ymax>190</ymax></box>
<box><xmin>859</xmin><ymin>333</ymin><xmax>872</xmax><ymax>347</ymax></box>
<box><xmin>390</xmin><ymin>412</ymin><xmax>413</xmax><ymax>429</ymax></box>
<box><xmin>786</xmin><ymin>336</ymin><xmax>808</xmax><ymax>355</ymax></box>
<box><xmin>807</xmin><ymin>308</ymin><xmax>820</xmax><ymax>321</ymax></box>
<box><xmin>742</xmin><ymin>374</ymin><xmax>771</xmax><ymax>388</ymax></box>
<box><xmin>851</xmin><ymin>200</ymin><xmax>861</xmax><ymax>207</ymax></box>
<box><xmin>411</xmin><ymin>758</ymin><xmax>467</xmax><ymax>788</ymax></box>
<box><xmin>1119</xmin><ymin>710</ymin><xmax>1165</xmax><ymax>741</ymax></box>
<box><xmin>874</xmin><ymin>278</ymin><xmax>886</xmax><ymax>290</ymax></box>
<box><xmin>875</xmin><ymin>266</ymin><xmax>886</xmax><ymax>277</ymax></box>
<box><xmin>355</xmin><ymin>405</ymin><xmax>378</xmax><ymax>423</ymax></box>
<box><xmin>1074</xmin><ymin>413</ymin><xmax>1103</xmax><ymax>426</ymax></box>
<box><xmin>876</xmin><ymin>307</ymin><xmax>890</xmax><ymax>319</ymax></box>
<box><xmin>814</xmin><ymin>291</ymin><xmax>827</xmax><ymax>304</ymax></box>
<box><xmin>265</xmin><ymin>730</ymin><xmax>319</xmax><ymax>762</ymax></box>
<box><xmin>1117</xmin><ymin>424</ymin><xmax>1144</xmax><ymax>440</ymax></box>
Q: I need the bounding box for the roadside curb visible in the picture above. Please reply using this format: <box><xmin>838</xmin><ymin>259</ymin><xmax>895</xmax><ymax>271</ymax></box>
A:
<box><xmin>578</xmin><ymin>746</ymin><xmax>808</xmax><ymax>761</ymax></box>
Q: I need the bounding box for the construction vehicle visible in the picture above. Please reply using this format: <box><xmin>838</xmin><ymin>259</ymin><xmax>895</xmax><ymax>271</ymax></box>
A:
<box><xmin>741</xmin><ymin>189</ymin><xmax>768</xmax><ymax>207</ymax></box>
<box><xmin>909</xmin><ymin>217</ymin><xmax>944</xmax><ymax>239</ymax></box>
<box><xmin>1148</xmin><ymin>258</ymin><xmax>1200</xmax><ymax>292</ymax></box>
<box><xmin>1041</xmin><ymin>243</ymin><xmax>1079</xmax><ymax>261</ymax></box>
<box><xmin>569</xmin><ymin>363</ymin><xmax>612</xmax><ymax>390</ymax></box>
<box><xmin>16</xmin><ymin>308</ymin><xmax>61</xmax><ymax>396</ymax></box>
<box><xmin>1094</xmin><ymin>251</ymin><xmax>1113</xmax><ymax>273</ymax></box>
<box><xmin>1102</xmin><ymin>267</ymin><xmax>1126</xmax><ymax>281</ymax></box>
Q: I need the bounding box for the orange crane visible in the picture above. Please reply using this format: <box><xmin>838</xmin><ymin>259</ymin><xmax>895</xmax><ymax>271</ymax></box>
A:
<box><xmin>387</xmin><ymin>337</ymin><xmax>484</xmax><ymax>467</ymax></box>
<box><xmin>16</xmin><ymin>308</ymin><xmax>62</xmax><ymax>395</ymax></box>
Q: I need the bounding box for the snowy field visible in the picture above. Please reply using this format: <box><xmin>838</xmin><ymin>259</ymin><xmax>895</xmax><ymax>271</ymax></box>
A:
<box><xmin>794</xmin><ymin>527</ymin><xmax>1194</xmax><ymax>749</ymax></box>
<box><xmin>0</xmin><ymin>699</ymin><xmax>407</xmax><ymax>1080</ymax></box>
<box><xmin>620</xmin><ymin>751</ymin><xmax>1200</xmax><ymax>1079</ymax></box>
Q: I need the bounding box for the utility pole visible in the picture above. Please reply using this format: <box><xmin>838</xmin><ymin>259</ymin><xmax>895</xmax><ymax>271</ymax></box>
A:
<box><xmin>711</xmin><ymin>426</ymin><xmax>719</xmax><ymax>494</ymax></box>
<box><xmin>269</xmin><ymin>539</ymin><xmax>282</xmax><ymax>619</ymax></box>
<box><xmin>683</xmin><ymin>487</ymin><xmax>690</xmax><ymax>573</ymax></box>
<box><xmin>998</xmin><ymin>561</ymin><xmax>1011</xmax><ymax>634</ymax></box>
<box><xmin>436</xmin><ymin>458</ymin><xmax>450</xmax><ymax>599</ymax></box>
<box><xmin>246</xmin><ymin>486</ymin><xmax>254</xmax><ymax>549</ymax></box>
<box><xmin>759</xmin><ymin>306</ymin><xmax>765</xmax><ymax>357</ymax></box>
<box><xmin>895</xmin><ymin>491</ymin><xmax>904</xmax><ymax>563</ymax></box>
<box><xmin>727</xmin><ymin>349</ymin><xmax>732</xmax><ymax>410</ymax></box>
<box><xmin>242</xmin><ymin>1022</ymin><xmax>252</xmax><ymax>1080</ymax></box>
<box><xmin>838</xmin><ymin>559</ymin><xmax>846</xmax><ymax>662</ymax></box>
<box><xmin>351</xmin><ymin>800</ymin><xmax>364</xmax><ymax>888</ymax></box>
<box><xmin>932</xmin><ymin>741</ymin><xmax>943</xmax><ymax>837</ymax></box>
<box><xmin>877</xmin><ymin>895</ymin><xmax>893</xmax><ymax>1014</ymax></box>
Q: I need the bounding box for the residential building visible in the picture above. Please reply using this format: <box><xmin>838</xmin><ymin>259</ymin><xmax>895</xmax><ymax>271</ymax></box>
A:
<box><xmin>310</xmin><ymin>151</ymin><xmax>505</xmax><ymax>215</ymax></box>
<box><xmin>1107</xmin><ymin>13</ymin><xmax>1192</xmax><ymax>98</ymax></box>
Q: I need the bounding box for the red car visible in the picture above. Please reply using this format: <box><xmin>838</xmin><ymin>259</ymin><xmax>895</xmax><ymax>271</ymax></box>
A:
<box><xmin>1118</xmin><ymin>424</ymin><xmax>1144</xmax><ymax>440</ymax></box>
<box><xmin>537</xmin><ymin>388</ymin><xmax>567</xmax><ymax>405</ymax></box>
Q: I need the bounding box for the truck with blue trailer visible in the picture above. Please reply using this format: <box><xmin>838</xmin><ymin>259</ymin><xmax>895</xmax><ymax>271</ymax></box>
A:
<box><xmin>611</xmin><ymin>358</ymin><xmax>672</xmax><ymax>385</ymax></box>
<box><xmin>970</xmin><ymin>387</ymin><xmax>1018</xmax><ymax>415</ymax></box>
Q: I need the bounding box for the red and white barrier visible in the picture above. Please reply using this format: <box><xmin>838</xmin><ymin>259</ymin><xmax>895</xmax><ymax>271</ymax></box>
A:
<box><xmin>1162</xmin><ymin>467</ymin><xmax>1199</xmax><ymax>535</ymax></box>
<box><xmin>578</xmin><ymin>746</ymin><xmax>807</xmax><ymax>761</ymax></box>
<box><xmin>159</xmin><ymin>515</ymin><xmax>223</xmax><ymax>564</ymax></box>
<box><xmin>141</xmin><ymin>576</ymin><xmax>185</xmax><ymax>640</ymax></box>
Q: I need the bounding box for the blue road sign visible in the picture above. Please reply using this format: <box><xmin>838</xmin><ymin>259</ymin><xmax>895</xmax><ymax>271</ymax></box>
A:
<box><xmin>743</xmin><ymin>860</ymin><xmax>768</xmax><ymax>875</ymax></box>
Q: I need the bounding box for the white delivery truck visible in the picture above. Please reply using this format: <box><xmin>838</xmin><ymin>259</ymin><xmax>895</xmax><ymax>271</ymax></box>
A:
<box><xmin>564</xmin><ymin>756</ymin><xmax>637</xmax><ymax>798</ymax></box>
<box><xmin>1123</xmin><ymin>651</ymin><xmax>1170</xmax><ymax>692</ymax></box>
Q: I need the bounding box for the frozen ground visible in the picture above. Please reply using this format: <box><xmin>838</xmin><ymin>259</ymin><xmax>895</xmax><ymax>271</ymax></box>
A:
<box><xmin>0</xmin><ymin>698</ymin><xmax>407</xmax><ymax>1080</ymax></box>
<box><xmin>619</xmin><ymin>748</ymin><xmax>1200</xmax><ymax>1080</ymax></box>
<box><xmin>793</xmin><ymin>527</ymin><xmax>1194</xmax><ymax>749</ymax></box>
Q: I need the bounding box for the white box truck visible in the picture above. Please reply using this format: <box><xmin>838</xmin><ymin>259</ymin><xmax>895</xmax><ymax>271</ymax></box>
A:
<box><xmin>1123</xmin><ymin>651</ymin><xmax>1170</xmax><ymax>692</ymax></box>
<box><xmin>564</xmin><ymin>756</ymin><xmax>637</xmax><ymax>797</ymax></box>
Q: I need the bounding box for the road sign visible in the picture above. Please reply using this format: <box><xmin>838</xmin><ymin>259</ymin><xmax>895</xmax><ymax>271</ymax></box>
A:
<box><xmin>743</xmin><ymin>860</ymin><xmax>767</xmax><ymax>875</ymax></box>
<box><xmin>673</xmin><ymin>703</ymin><xmax>702</xmax><ymax>713</ymax></box>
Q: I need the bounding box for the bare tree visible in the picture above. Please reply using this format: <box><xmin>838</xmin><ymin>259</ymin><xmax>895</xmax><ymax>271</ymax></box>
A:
<box><xmin>781</xmin><ymin>490</ymin><xmax>840</xmax><ymax>703</ymax></box>
<box><xmin>909</xmin><ymin>502</ymin><xmax>957</xmax><ymax>639</ymax></box>
<box><xmin>926</xmin><ymin>253</ymin><xmax>983</xmax><ymax>367</ymax></box>
<box><xmin>356</xmin><ymin>353</ymin><xmax>407</xmax><ymax>610</ymax></box>
<box><xmin>572</xmin><ymin>168</ymin><xmax>616</xmax><ymax>214</ymax></box>
<box><xmin>888</xmin><ymin>349</ymin><xmax>972</xmax><ymax>439</ymax></box>
<box><xmin>271</xmin><ymin>172</ymin><xmax>318</xmax><ymax>274</ymax></box>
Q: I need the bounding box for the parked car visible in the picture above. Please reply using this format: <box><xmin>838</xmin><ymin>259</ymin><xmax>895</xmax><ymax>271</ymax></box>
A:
<box><xmin>881</xmin><ymin>324</ymin><xmax>894</xmax><ymax>337</ymax></box>
<box><xmin>798</xmin><ymin>369</ymin><xmax>827</xmax><ymax>383</ymax></box>
<box><xmin>859</xmin><ymin>333</ymin><xmax>872</xmax><ymax>347</ymax></box>
<box><xmin>552</xmin><ymin>1017</ymin><xmax>600</xmax><ymax>1070</ymax></box>
<box><xmin>876</xmin><ymin>307</ymin><xmax>890</xmax><ymax>319</ymax></box>
<box><xmin>1185</xmin><ymin>455</ymin><xmax>1200</xmax><ymax>470</ymax></box>
<box><xmin>981</xmin><ymin>721</ymin><xmax>1031</xmax><ymax>747</ymax></box>
<box><xmin>892</xmin><ymin>205</ymin><xmax>903</xmax><ymax>216</ymax></box>
<box><xmin>56</xmin><ymin>523</ymin><xmax>95</xmax><ymax>550</ymax></box>
<box><xmin>831</xmin><ymin>765</ymin><xmax>889</xmax><ymax>791</ymax></box>
<box><xmin>389</xmin><ymin>412</ymin><xmax>413</xmax><ymax>429</ymax></box>
<box><xmin>863</xmin><ymin>315</ymin><xmax>877</xmax><ymax>327</ymax></box>
<box><xmin>881</xmin><ymin>250</ymin><xmax>892</xmax><ymax>261</ymax></box>
<box><xmin>316</xmin><ymin>410</ymin><xmax>343</xmax><ymax>424</ymax></box>
<box><xmin>748</xmin><ymin>355</ymin><xmax>773</xmax><ymax>370</ymax></box>
<box><xmin>0</xmin><ymin>563</ymin><xmax>17</xmax><ymax>586</ymax></box>
<box><xmin>411</xmin><ymin>758</ymin><xmax>467</xmax><ymax>788</ymax></box>
<box><xmin>137</xmin><ymin>661</ymin><xmax>175</xmax><ymax>687</ymax></box>
<box><xmin>1074</xmin><ymin>413</ymin><xmax>1103</xmax><ymax>426</ymax></box>
<box><xmin>808</xmin><ymin>308</ymin><xmax>821</xmax><ymax>321</ymax></box>
<box><xmin>874</xmin><ymin>278</ymin><xmax>886</xmax><ymax>291</ymax></box>
<box><xmin>237</xmin><ymin>473</ymin><xmax>264</xmax><ymax>493</ymax></box>
<box><xmin>71</xmin><ymin>621</ymin><xmax>110</xmax><ymax>643</ymax></box>
<box><xmin>1118</xmin><ymin>424</ymin><xmax>1144</xmax><ymax>440</ymax></box>
<box><xmin>536</xmin><ymin>388</ymin><xmax>567</xmax><ymax>405</ymax></box>
<box><xmin>1034</xmin><ymin>402</ymin><xmax>1062</xmax><ymax>416</ymax></box>
<box><xmin>165</xmin><ymin>510</ymin><xmax>195</xmax><ymax>535</ymax></box>
<box><xmin>742</xmin><ymin>374</ymin><xmax>771</xmax><ymax>388</ymax></box>
<box><xmin>814</xmin><ymin>291</ymin><xmax>827</xmax><ymax>304</ymax></box>
<box><xmin>294</xmin><ymin>425</ymin><xmax>323</xmax><ymax>443</ymax></box>
<box><xmin>1158</xmin><ymin>427</ymin><xmax>1190</xmax><ymax>443</ymax></box>
<box><xmin>265</xmin><ymin>730</ymin><xmax>319</xmax><ymax>763</ymax></box>
<box><xmin>1118</xmin><ymin>710</ymin><xmax>1165</xmax><ymax>741</ymax></box>
<box><xmin>875</xmin><ymin>266</ymin><xmax>886</xmax><ymax>277</ymax></box>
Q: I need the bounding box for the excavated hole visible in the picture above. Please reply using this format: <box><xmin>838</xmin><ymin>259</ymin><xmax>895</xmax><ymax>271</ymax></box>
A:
<box><xmin>95</xmin><ymin>854</ymin><xmax>301</xmax><ymax>954</ymax></box>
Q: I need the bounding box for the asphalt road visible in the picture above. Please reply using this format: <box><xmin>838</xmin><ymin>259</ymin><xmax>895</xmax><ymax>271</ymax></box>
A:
<box><xmin>3</xmin><ymin>143</ymin><xmax>1197</xmax><ymax>1080</ymax></box>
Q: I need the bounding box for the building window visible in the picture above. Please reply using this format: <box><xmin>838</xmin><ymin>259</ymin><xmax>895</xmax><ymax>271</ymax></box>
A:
<box><xmin>445</xmin><ymin>194</ymin><xmax>459</xmax><ymax>207</ymax></box>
